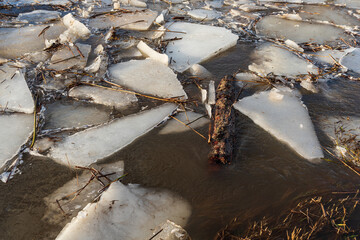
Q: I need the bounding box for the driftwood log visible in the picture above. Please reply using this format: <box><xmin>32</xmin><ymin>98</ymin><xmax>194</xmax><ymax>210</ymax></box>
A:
<box><xmin>209</xmin><ymin>75</ymin><xmax>238</xmax><ymax>165</ymax></box>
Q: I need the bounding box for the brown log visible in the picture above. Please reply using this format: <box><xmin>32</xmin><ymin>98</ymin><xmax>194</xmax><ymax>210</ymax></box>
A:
<box><xmin>209</xmin><ymin>75</ymin><xmax>238</xmax><ymax>165</ymax></box>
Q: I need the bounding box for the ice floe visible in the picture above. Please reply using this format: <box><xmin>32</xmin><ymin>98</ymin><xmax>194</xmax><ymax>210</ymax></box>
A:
<box><xmin>69</xmin><ymin>85</ymin><xmax>138</xmax><ymax>110</ymax></box>
<box><xmin>159</xmin><ymin>112</ymin><xmax>209</xmax><ymax>135</ymax></box>
<box><xmin>16</xmin><ymin>10</ymin><xmax>61</xmax><ymax>24</ymax></box>
<box><xmin>48</xmin><ymin>43</ymin><xmax>91</xmax><ymax>70</ymax></box>
<box><xmin>164</xmin><ymin>22</ymin><xmax>238</xmax><ymax>73</ymax></box>
<box><xmin>108</xmin><ymin>59</ymin><xmax>186</xmax><ymax>99</ymax></box>
<box><xmin>0</xmin><ymin>65</ymin><xmax>34</xmax><ymax>114</ymax></box>
<box><xmin>0</xmin><ymin>114</ymin><xmax>33</xmax><ymax>168</ymax></box>
<box><xmin>339</xmin><ymin>48</ymin><xmax>360</xmax><ymax>74</ymax></box>
<box><xmin>48</xmin><ymin>103</ymin><xmax>177</xmax><ymax>167</ymax></box>
<box><xmin>248</xmin><ymin>43</ymin><xmax>318</xmax><ymax>77</ymax></box>
<box><xmin>234</xmin><ymin>87</ymin><xmax>324</xmax><ymax>161</ymax></box>
<box><xmin>255</xmin><ymin>15</ymin><xmax>352</xmax><ymax>45</ymax></box>
<box><xmin>56</xmin><ymin>182</ymin><xmax>191</xmax><ymax>240</ymax></box>
<box><xmin>187</xmin><ymin>9</ymin><xmax>221</xmax><ymax>21</ymax></box>
<box><xmin>88</xmin><ymin>9</ymin><xmax>157</xmax><ymax>30</ymax></box>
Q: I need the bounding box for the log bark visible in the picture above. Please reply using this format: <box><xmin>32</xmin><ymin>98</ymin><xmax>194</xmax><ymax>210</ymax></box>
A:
<box><xmin>209</xmin><ymin>75</ymin><xmax>238</xmax><ymax>165</ymax></box>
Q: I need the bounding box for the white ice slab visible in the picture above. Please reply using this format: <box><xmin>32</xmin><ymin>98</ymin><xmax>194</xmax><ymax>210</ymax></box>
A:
<box><xmin>69</xmin><ymin>85</ymin><xmax>138</xmax><ymax>110</ymax></box>
<box><xmin>56</xmin><ymin>182</ymin><xmax>191</xmax><ymax>240</ymax></box>
<box><xmin>43</xmin><ymin>161</ymin><xmax>124</xmax><ymax>225</ymax></box>
<box><xmin>0</xmin><ymin>114</ymin><xmax>33</xmax><ymax>168</ymax></box>
<box><xmin>187</xmin><ymin>9</ymin><xmax>221</xmax><ymax>21</ymax></box>
<box><xmin>17</xmin><ymin>10</ymin><xmax>60</xmax><ymax>23</ymax></box>
<box><xmin>234</xmin><ymin>87</ymin><xmax>324</xmax><ymax>161</ymax></box>
<box><xmin>255</xmin><ymin>15</ymin><xmax>352</xmax><ymax>45</ymax></box>
<box><xmin>108</xmin><ymin>59</ymin><xmax>186</xmax><ymax>99</ymax></box>
<box><xmin>339</xmin><ymin>48</ymin><xmax>360</xmax><ymax>74</ymax></box>
<box><xmin>164</xmin><ymin>22</ymin><xmax>238</xmax><ymax>73</ymax></box>
<box><xmin>248</xmin><ymin>43</ymin><xmax>318</xmax><ymax>77</ymax></box>
<box><xmin>48</xmin><ymin>103</ymin><xmax>177</xmax><ymax>167</ymax></box>
<box><xmin>119</xmin><ymin>0</ymin><xmax>147</xmax><ymax>7</ymax></box>
<box><xmin>188</xmin><ymin>64</ymin><xmax>213</xmax><ymax>79</ymax></box>
<box><xmin>0</xmin><ymin>23</ymin><xmax>66</xmax><ymax>59</ymax></box>
<box><xmin>5</xmin><ymin>0</ymin><xmax>74</xmax><ymax>6</ymax></box>
<box><xmin>48</xmin><ymin>44</ymin><xmax>91</xmax><ymax>70</ymax></box>
<box><xmin>159</xmin><ymin>112</ymin><xmax>209</xmax><ymax>134</ymax></box>
<box><xmin>0</xmin><ymin>65</ymin><xmax>34</xmax><ymax>114</ymax></box>
<box><xmin>137</xmin><ymin>41</ymin><xmax>169</xmax><ymax>65</ymax></box>
<box><xmin>44</xmin><ymin>101</ymin><xmax>111</xmax><ymax>130</ymax></box>
<box><xmin>88</xmin><ymin>9</ymin><xmax>157</xmax><ymax>30</ymax></box>
<box><xmin>59</xmin><ymin>13</ymin><xmax>90</xmax><ymax>43</ymax></box>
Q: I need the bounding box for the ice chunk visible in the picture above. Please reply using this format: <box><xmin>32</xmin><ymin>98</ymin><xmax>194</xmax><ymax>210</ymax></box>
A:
<box><xmin>0</xmin><ymin>114</ymin><xmax>33</xmax><ymax>168</ymax></box>
<box><xmin>339</xmin><ymin>48</ymin><xmax>360</xmax><ymax>74</ymax></box>
<box><xmin>56</xmin><ymin>182</ymin><xmax>191</xmax><ymax>240</ymax></box>
<box><xmin>16</xmin><ymin>10</ymin><xmax>60</xmax><ymax>24</ymax></box>
<box><xmin>48</xmin><ymin>103</ymin><xmax>177</xmax><ymax>167</ymax></box>
<box><xmin>187</xmin><ymin>9</ymin><xmax>221</xmax><ymax>21</ymax></box>
<box><xmin>255</xmin><ymin>15</ymin><xmax>352</xmax><ymax>46</ymax></box>
<box><xmin>151</xmin><ymin>220</ymin><xmax>190</xmax><ymax>240</ymax></box>
<box><xmin>235</xmin><ymin>72</ymin><xmax>261</xmax><ymax>82</ymax></box>
<box><xmin>59</xmin><ymin>13</ymin><xmax>90</xmax><ymax>43</ymax></box>
<box><xmin>208</xmin><ymin>80</ymin><xmax>216</xmax><ymax>105</ymax></box>
<box><xmin>284</xmin><ymin>39</ymin><xmax>304</xmax><ymax>52</ymax></box>
<box><xmin>137</xmin><ymin>41</ymin><xmax>169</xmax><ymax>65</ymax></box>
<box><xmin>119</xmin><ymin>0</ymin><xmax>147</xmax><ymax>7</ymax></box>
<box><xmin>279</xmin><ymin>13</ymin><xmax>302</xmax><ymax>21</ymax></box>
<box><xmin>0</xmin><ymin>65</ymin><xmax>34</xmax><ymax>114</ymax></box>
<box><xmin>248</xmin><ymin>43</ymin><xmax>318</xmax><ymax>77</ymax></box>
<box><xmin>0</xmin><ymin>23</ymin><xmax>66</xmax><ymax>59</ymax></box>
<box><xmin>205</xmin><ymin>0</ymin><xmax>224</xmax><ymax>8</ymax></box>
<box><xmin>88</xmin><ymin>9</ymin><xmax>157</xmax><ymax>30</ymax></box>
<box><xmin>164</xmin><ymin>22</ymin><xmax>238</xmax><ymax>73</ymax></box>
<box><xmin>159</xmin><ymin>112</ymin><xmax>209</xmax><ymax>134</ymax></box>
<box><xmin>108</xmin><ymin>59</ymin><xmax>186</xmax><ymax>99</ymax></box>
<box><xmin>234</xmin><ymin>87</ymin><xmax>324</xmax><ymax>161</ymax></box>
<box><xmin>239</xmin><ymin>4</ymin><xmax>267</xmax><ymax>12</ymax></box>
<box><xmin>48</xmin><ymin>44</ymin><xmax>91</xmax><ymax>70</ymax></box>
<box><xmin>44</xmin><ymin>101</ymin><xmax>111</xmax><ymax>130</ymax></box>
<box><xmin>312</xmin><ymin>49</ymin><xmax>345</xmax><ymax>65</ymax></box>
<box><xmin>188</xmin><ymin>64</ymin><xmax>213</xmax><ymax>79</ymax></box>
<box><xmin>5</xmin><ymin>0</ymin><xmax>73</xmax><ymax>6</ymax></box>
<box><xmin>69</xmin><ymin>85</ymin><xmax>138</xmax><ymax>110</ymax></box>
<box><xmin>43</xmin><ymin>161</ymin><xmax>124</xmax><ymax>225</ymax></box>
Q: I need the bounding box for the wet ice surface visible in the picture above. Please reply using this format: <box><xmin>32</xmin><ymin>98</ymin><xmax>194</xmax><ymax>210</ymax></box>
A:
<box><xmin>0</xmin><ymin>0</ymin><xmax>360</xmax><ymax>239</ymax></box>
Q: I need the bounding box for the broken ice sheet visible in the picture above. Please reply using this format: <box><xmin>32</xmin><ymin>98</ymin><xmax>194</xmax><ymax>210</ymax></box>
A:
<box><xmin>255</xmin><ymin>15</ymin><xmax>353</xmax><ymax>46</ymax></box>
<box><xmin>164</xmin><ymin>22</ymin><xmax>238</xmax><ymax>73</ymax></box>
<box><xmin>43</xmin><ymin>101</ymin><xmax>111</xmax><ymax>130</ymax></box>
<box><xmin>48</xmin><ymin>43</ymin><xmax>91</xmax><ymax>71</ymax></box>
<box><xmin>159</xmin><ymin>112</ymin><xmax>209</xmax><ymax>135</ymax></box>
<box><xmin>43</xmin><ymin>161</ymin><xmax>124</xmax><ymax>225</ymax></box>
<box><xmin>0</xmin><ymin>23</ymin><xmax>66</xmax><ymax>59</ymax></box>
<box><xmin>69</xmin><ymin>85</ymin><xmax>138</xmax><ymax>110</ymax></box>
<box><xmin>0</xmin><ymin>113</ymin><xmax>33</xmax><ymax>168</ymax></box>
<box><xmin>339</xmin><ymin>48</ymin><xmax>360</xmax><ymax>74</ymax></box>
<box><xmin>312</xmin><ymin>49</ymin><xmax>347</xmax><ymax>65</ymax></box>
<box><xmin>16</xmin><ymin>10</ymin><xmax>61</xmax><ymax>24</ymax></box>
<box><xmin>48</xmin><ymin>103</ymin><xmax>177</xmax><ymax>167</ymax></box>
<box><xmin>248</xmin><ymin>43</ymin><xmax>318</xmax><ymax>78</ymax></box>
<box><xmin>187</xmin><ymin>9</ymin><xmax>222</xmax><ymax>21</ymax></box>
<box><xmin>56</xmin><ymin>181</ymin><xmax>191</xmax><ymax>240</ymax></box>
<box><xmin>108</xmin><ymin>59</ymin><xmax>187</xmax><ymax>99</ymax></box>
<box><xmin>5</xmin><ymin>0</ymin><xmax>75</xmax><ymax>6</ymax></box>
<box><xmin>0</xmin><ymin>65</ymin><xmax>34</xmax><ymax>114</ymax></box>
<box><xmin>88</xmin><ymin>9</ymin><xmax>157</xmax><ymax>30</ymax></box>
<box><xmin>234</xmin><ymin>87</ymin><xmax>324</xmax><ymax>161</ymax></box>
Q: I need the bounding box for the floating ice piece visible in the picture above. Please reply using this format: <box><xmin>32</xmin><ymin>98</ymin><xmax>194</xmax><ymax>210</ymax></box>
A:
<box><xmin>17</xmin><ymin>10</ymin><xmax>60</xmax><ymax>23</ymax></box>
<box><xmin>49</xmin><ymin>103</ymin><xmax>177</xmax><ymax>167</ymax></box>
<box><xmin>109</xmin><ymin>59</ymin><xmax>186</xmax><ymax>99</ymax></box>
<box><xmin>137</xmin><ymin>41</ymin><xmax>169</xmax><ymax>65</ymax></box>
<box><xmin>239</xmin><ymin>4</ymin><xmax>267</xmax><ymax>12</ymax></box>
<box><xmin>69</xmin><ymin>85</ymin><xmax>138</xmax><ymax>110</ymax></box>
<box><xmin>208</xmin><ymin>80</ymin><xmax>216</xmax><ymax>105</ymax></box>
<box><xmin>0</xmin><ymin>23</ymin><xmax>66</xmax><ymax>59</ymax></box>
<box><xmin>300</xmin><ymin>78</ymin><xmax>318</xmax><ymax>93</ymax></box>
<box><xmin>0</xmin><ymin>114</ymin><xmax>33</xmax><ymax>168</ymax></box>
<box><xmin>248</xmin><ymin>43</ymin><xmax>318</xmax><ymax>77</ymax></box>
<box><xmin>59</xmin><ymin>13</ymin><xmax>90</xmax><ymax>43</ymax></box>
<box><xmin>44</xmin><ymin>101</ymin><xmax>111</xmax><ymax>130</ymax></box>
<box><xmin>159</xmin><ymin>112</ymin><xmax>209</xmax><ymax>134</ymax></box>
<box><xmin>235</xmin><ymin>72</ymin><xmax>261</xmax><ymax>82</ymax></box>
<box><xmin>256</xmin><ymin>15</ymin><xmax>352</xmax><ymax>46</ymax></box>
<box><xmin>88</xmin><ymin>9</ymin><xmax>157</xmax><ymax>30</ymax></box>
<box><xmin>312</xmin><ymin>49</ymin><xmax>348</xmax><ymax>65</ymax></box>
<box><xmin>165</xmin><ymin>22</ymin><xmax>238</xmax><ymax>73</ymax></box>
<box><xmin>43</xmin><ymin>161</ymin><xmax>124</xmax><ymax>225</ymax></box>
<box><xmin>48</xmin><ymin>44</ymin><xmax>91</xmax><ymax>70</ymax></box>
<box><xmin>151</xmin><ymin>220</ymin><xmax>190</xmax><ymax>240</ymax></box>
<box><xmin>234</xmin><ymin>87</ymin><xmax>324</xmax><ymax>161</ymax></box>
<box><xmin>119</xmin><ymin>0</ymin><xmax>147</xmax><ymax>7</ymax></box>
<box><xmin>188</xmin><ymin>64</ymin><xmax>213</xmax><ymax>79</ymax></box>
<box><xmin>187</xmin><ymin>9</ymin><xmax>221</xmax><ymax>21</ymax></box>
<box><xmin>56</xmin><ymin>182</ymin><xmax>191</xmax><ymax>240</ymax></box>
<box><xmin>339</xmin><ymin>48</ymin><xmax>360</xmax><ymax>74</ymax></box>
<box><xmin>0</xmin><ymin>65</ymin><xmax>34</xmax><ymax>114</ymax></box>
<box><xmin>284</xmin><ymin>39</ymin><xmax>304</xmax><ymax>52</ymax></box>
<box><xmin>205</xmin><ymin>0</ymin><xmax>223</xmax><ymax>8</ymax></box>
<box><xmin>84</xmin><ymin>56</ymin><xmax>102</xmax><ymax>73</ymax></box>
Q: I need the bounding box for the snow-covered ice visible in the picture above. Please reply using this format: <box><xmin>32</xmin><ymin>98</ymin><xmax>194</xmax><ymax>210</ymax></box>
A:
<box><xmin>0</xmin><ymin>65</ymin><xmax>34</xmax><ymax>114</ymax></box>
<box><xmin>164</xmin><ymin>22</ymin><xmax>238</xmax><ymax>73</ymax></box>
<box><xmin>0</xmin><ymin>114</ymin><xmax>33</xmax><ymax>168</ymax></box>
<box><xmin>159</xmin><ymin>112</ymin><xmax>209</xmax><ymax>135</ymax></box>
<box><xmin>234</xmin><ymin>87</ymin><xmax>324</xmax><ymax>161</ymax></box>
<box><xmin>108</xmin><ymin>59</ymin><xmax>187</xmax><ymax>99</ymax></box>
<box><xmin>56</xmin><ymin>182</ymin><xmax>191</xmax><ymax>240</ymax></box>
<box><xmin>48</xmin><ymin>103</ymin><xmax>177</xmax><ymax>167</ymax></box>
<box><xmin>69</xmin><ymin>85</ymin><xmax>138</xmax><ymax>110</ymax></box>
